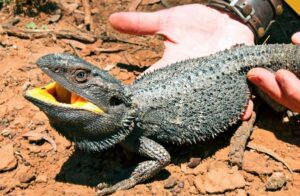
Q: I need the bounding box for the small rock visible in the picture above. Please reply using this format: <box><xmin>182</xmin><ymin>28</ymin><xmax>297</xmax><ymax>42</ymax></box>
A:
<box><xmin>1</xmin><ymin>129</ymin><xmax>11</xmax><ymax>137</ymax></box>
<box><xmin>17</xmin><ymin>166</ymin><xmax>36</xmax><ymax>183</ymax></box>
<box><xmin>0</xmin><ymin>144</ymin><xmax>18</xmax><ymax>172</ymax></box>
<box><xmin>187</xmin><ymin>157</ymin><xmax>201</xmax><ymax>168</ymax></box>
<box><xmin>27</xmin><ymin>145</ymin><xmax>41</xmax><ymax>154</ymax></box>
<box><xmin>74</xmin><ymin>12</ymin><xmax>84</xmax><ymax>25</ymax></box>
<box><xmin>193</xmin><ymin>161</ymin><xmax>246</xmax><ymax>194</ymax></box>
<box><xmin>48</xmin><ymin>14</ymin><xmax>61</xmax><ymax>23</ymax></box>
<box><xmin>266</xmin><ymin>172</ymin><xmax>287</xmax><ymax>190</ymax></box>
<box><xmin>36</xmin><ymin>174</ymin><xmax>48</xmax><ymax>183</ymax></box>
<box><xmin>164</xmin><ymin>176</ymin><xmax>177</xmax><ymax>189</ymax></box>
<box><xmin>189</xmin><ymin>185</ymin><xmax>199</xmax><ymax>194</ymax></box>
<box><xmin>0</xmin><ymin>184</ymin><xmax>6</xmax><ymax>190</ymax></box>
<box><xmin>178</xmin><ymin>180</ymin><xmax>184</xmax><ymax>188</ymax></box>
<box><xmin>91</xmin><ymin>7</ymin><xmax>100</xmax><ymax>14</ymax></box>
<box><xmin>103</xmin><ymin>64</ymin><xmax>116</xmax><ymax>71</ymax></box>
<box><xmin>22</xmin><ymin>81</ymin><xmax>31</xmax><ymax>91</ymax></box>
<box><xmin>38</xmin><ymin>152</ymin><xmax>47</xmax><ymax>158</ymax></box>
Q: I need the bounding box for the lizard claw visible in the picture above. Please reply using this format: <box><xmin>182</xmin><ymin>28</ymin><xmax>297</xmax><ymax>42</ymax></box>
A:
<box><xmin>96</xmin><ymin>187</ymin><xmax>115</xmax><ymax>196</ymax></box>
<box><xmin>285</xmin><ymin>110</ymin><xmax>300</xmax><ymax>123</ymax></box>
<box><xmin>96</xmin><ymin>183</ymin><xmax>113</xmax><ymax>196</ymax></box>
<box><xmin>96</xmin><ymin>182</ymin><xmax>110</xmax><ymax>190</ymax></box>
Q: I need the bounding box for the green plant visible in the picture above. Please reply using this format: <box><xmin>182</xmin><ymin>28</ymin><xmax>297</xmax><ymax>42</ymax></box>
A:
<box><xmin>25</xmin><ymin>21</ymin><xmax>37</xmax><ymax>29</ymax></box>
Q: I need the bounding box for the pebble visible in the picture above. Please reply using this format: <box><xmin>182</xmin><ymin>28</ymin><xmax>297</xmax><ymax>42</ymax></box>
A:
<box><xmin>0</xmin><ymin>143</ymin><xmax>18</xmax><ymax>172</ymax></box>
<box><xmin>266</xmin><ymin>172</ymin><xmax>287</xmax><ymax>190</ymax></box>
<box><xmin>48</xmin><ymin>14</ymin><xmax>61</xmax><ymax>23</ymax></box>
<box><xmin>91</xmin><ymin>7</ymin><xmax>100</xmax><ymax>14</ymax></box>
<box><xmin>187</xmin><ymin>157</ymin><xmax>201</xmax><ymax>168</ymax></box>
<box><xmin>178</xmin><ymin>181</ymin><xmax>184</xmax><ymax>188</ymax></box>
<box><xmin>22</xmin><ymin>81</ymin><xmax>31</xmax><ymax>91</ymax></box>
<box><xmin>164</xmin><ymin>176</ymin><xmax>177</xmax><ymax>189</ymax></box>
<box><xmin>27</xmin><ymin>145</ymin><xmax>41</xmax><ymax>154</ymax></box>
<box><xmin>36</xmin><ymin>174</ymin><xmax>48</xmax><ymax>183</ymax></box>
<box><xmin>1</xmin><ymin>129</ymin><xmax>11</xmax><ymax>137</ymax></box>
<box><xmin>17</xmin><ymin>166</ymin><xmax>36</xmax><ymax>183</ymax></box>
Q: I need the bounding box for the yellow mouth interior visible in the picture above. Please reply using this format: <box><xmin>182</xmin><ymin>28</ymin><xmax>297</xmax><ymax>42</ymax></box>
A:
<box><xmin>26</xmin><ymin>82</ymin><xmax>103</xmax><ymax>114</ymax></box>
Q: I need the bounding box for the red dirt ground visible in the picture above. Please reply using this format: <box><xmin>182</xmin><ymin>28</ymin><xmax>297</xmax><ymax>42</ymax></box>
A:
<box><xmin>0</xmin><ymin>1</ymin><xmax>299</xmax><ymax>196</ymax></box>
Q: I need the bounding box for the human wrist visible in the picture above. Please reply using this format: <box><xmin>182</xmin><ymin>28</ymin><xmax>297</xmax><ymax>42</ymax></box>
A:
<box><xmin>211</xmin><ymin>6</ymin><xmax>255</xmax><ymax>45</ymax></box>
<box><xmin>207</xmin><ymin>0</ymin><xmax>283</xmax><ymax>40</ymax></box>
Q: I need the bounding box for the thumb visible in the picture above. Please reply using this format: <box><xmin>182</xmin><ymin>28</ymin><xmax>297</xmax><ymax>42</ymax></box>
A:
<box><xmin>109</xmin><ymin>11</ymin><xmax>164</xmax><ymax>35</ymax></box>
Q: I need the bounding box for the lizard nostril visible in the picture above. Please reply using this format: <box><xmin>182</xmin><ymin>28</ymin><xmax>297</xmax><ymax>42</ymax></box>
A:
<box><xmin>109</xmin><ymin>96</ymin><xmax>123</xmax><ymax>106</ymax></box>
<box><xmin>54</xmin><ymin>68</ymin><xmax>61</xmax><ymax>73</ymax></box>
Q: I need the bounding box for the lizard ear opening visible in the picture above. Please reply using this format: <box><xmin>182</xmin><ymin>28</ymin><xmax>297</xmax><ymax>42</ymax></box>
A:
<box><xmin>109</xmin><ymin>96</ymin><xmax>124</xmax><ymax>106</ymax></box>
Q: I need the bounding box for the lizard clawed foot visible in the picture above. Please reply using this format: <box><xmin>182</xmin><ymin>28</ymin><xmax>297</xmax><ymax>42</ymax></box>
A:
<box><xmin>96</xmin><ymin>178</ymin><xmax>137</xmax><ymax>196</ymax></box>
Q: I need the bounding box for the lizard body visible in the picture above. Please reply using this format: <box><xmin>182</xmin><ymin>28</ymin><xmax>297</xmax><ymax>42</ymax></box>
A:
<box><xmin>25</xmin><ymin>44</ymin><xmax>300</xmax><ymax>195</ymax></box>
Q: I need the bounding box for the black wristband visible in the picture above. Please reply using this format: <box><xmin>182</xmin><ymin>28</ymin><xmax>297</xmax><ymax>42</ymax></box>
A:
<box><xmin>207</xmin><ymin>0</ymin><xmax>284</xmax><ymax>39</ymax></box>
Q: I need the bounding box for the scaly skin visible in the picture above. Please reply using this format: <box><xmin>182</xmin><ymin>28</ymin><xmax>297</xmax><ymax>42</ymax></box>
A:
<box><xmin>25</xmin><ymin>44</ymin><xmax>300</xmax><ymax>195</ymax></box>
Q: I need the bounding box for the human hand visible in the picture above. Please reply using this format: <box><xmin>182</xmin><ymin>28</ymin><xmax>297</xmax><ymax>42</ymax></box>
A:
<box><xmin>245</xmin><ymin>32</ymin><xmax>300</xmax><ymax>116</ymax></box>
<box><xmin>109</xmin><ymin>4</ymin><xmax>254</xmax><ymax>73</ymax></box>
<box><xmin>109</xmin><ymin>4</ymin><xmax>256</xmax><ymax>120</ymax></box>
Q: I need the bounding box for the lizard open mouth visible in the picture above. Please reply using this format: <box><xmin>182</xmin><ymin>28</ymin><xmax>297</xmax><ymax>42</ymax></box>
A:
<box><xmin>25</xmin><ymin>82</ymin><xmax>103</xmax><ymax>114</ymax></box>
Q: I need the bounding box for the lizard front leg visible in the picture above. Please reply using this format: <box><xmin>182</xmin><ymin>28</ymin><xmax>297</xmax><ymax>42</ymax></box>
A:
<box><xmin>96</xmin><ymin>136</ymin><xmax>171</xmax><ymax>195</ymax></box>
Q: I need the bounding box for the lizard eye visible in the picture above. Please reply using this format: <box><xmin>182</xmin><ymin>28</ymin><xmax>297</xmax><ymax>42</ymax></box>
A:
<box><xmin>74</xmin><ymin>69</ymin><xmax>89</xmax><ymax>82</ymax></box>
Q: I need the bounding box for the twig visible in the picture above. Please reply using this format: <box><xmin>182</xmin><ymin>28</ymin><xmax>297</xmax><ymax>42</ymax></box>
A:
<box><xmin>2</xmin><ymin>17</ymin><xmax>20</xmax><ymax>28</ymax></box>
<box><xmin>247</xmin><ymin>142</ymin><xmax>293</xmax><ymax>173</ymax></box>
<box><xmin>95</xmin><ymin>48</ymin><xmax>126</xmax><ymax>53</ymax></box>
<box><xmin>161</xmin><ymin>0</ymin><xmax>173</xmax><ymax>7</ymax></box>
<box><xmin>99</xmin><ymin>33</ymin><xmax>146</xmax><ymax>46</ymax></box>
<box><xmin>68</xmin><ymin>42</ymin><xmax>81</xmax><ymax>57</ymax></box>
<box><xmin>56</xmin><ymin>29</ymin><xmax>96</xmax><ymax>43</ymax></box>
<box><xmin>129</xmin><ymin>0</ymin><xmax>142</xmax><ymax>11</ymax></box>
<box><xmin>81</xmin><ymin>46</ymin><xmax>126</xmax><ymax>56</ymax></box>
<box><xmin>2</xmin><ymin>27</ymin><xmax>96</xmax><ymax>43</ymax></box>
<box><xmin>82</xmin><ymin>0</ymin><xmax>93</xmax><ymax>31</ymax></box>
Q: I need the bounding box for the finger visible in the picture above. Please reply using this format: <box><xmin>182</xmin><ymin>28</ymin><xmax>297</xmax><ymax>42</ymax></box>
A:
<box><xmin>291</xmin><ymin>31</ymin><xmax>300</xmax><ymax>44</ymax></box>
<box><xmin>275</xmin><ymin>70</ymin><xmax>300</xmax><ymax>112</ymax></box>
<box><xmin>109</xmin><ymin>12</ymin><xmax>163</xmax><ymax>35</ymax></box>
<box><xmin>247</xmin><ymin>68</ymin><xmax>283</xmax><ymax>103</ymax></box>
<box><xmin>241</xmin><ymin>100</ymin><xmax>253</xmax><ymax>121</ymax></box>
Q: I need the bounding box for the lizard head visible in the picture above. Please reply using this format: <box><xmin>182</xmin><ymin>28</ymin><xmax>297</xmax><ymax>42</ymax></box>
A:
<box><xmin>25</xmin><ymin>53</ymin><xmax>135</xmax><ymax>152</ymax></box>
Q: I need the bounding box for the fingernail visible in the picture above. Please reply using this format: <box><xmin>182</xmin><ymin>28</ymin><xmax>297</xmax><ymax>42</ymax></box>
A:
<box><xmin>246</xmin><ymin>69</ymin><xmax>257</xmax><ymax>78</ymax></box>
<box><xmin>291</xmin><ymin>32</ymin><xmax>300</xmax><ymax>44</ymax></box>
